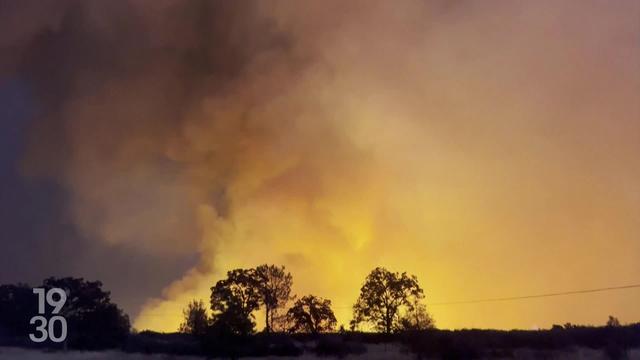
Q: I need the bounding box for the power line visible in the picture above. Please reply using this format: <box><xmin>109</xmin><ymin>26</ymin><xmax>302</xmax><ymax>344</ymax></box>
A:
<box><xmin>426</xmin><ymin>283</ymin><xmax>640</xmax><ymax>306</ymax></box>
<box><xmin>133</xmin><ymin>283</ymin><xmax>640</xmax><ymax>315</ymax></box>
<box><xmin>328</xmin><ymin>283</ymin><xmax>640</xmax><ymax>309</ymax></box>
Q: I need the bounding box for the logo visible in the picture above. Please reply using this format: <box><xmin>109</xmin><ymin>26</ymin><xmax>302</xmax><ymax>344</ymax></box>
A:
<box><xmin>29</xmin><ymin>288</ymin><xmax>68</xmax><ymax>343</ymax></box>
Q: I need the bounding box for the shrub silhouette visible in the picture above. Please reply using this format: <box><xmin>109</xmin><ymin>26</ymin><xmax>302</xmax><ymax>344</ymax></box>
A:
<box><xmin>607</xmin><ymin>315</ymin><xmax>622</xmax><ymax>327</ymax></box>
<box><xmin>396</xmin><ymin>301</ymin><xmax>435</xmax><ymax>331</ymax></box>
<box><xmin>314</xmin><ymin>335</ymin><xmax>367</xmax><ymax>358</ymax></box>
<box><xmin>178</xmin><ymin>299</ymin><xmax>209</xmax><ymax>337</ymax></box>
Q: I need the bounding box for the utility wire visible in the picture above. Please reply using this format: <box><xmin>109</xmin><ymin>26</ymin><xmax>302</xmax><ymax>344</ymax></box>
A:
<box><xmin>426</xmin><ymin>283</ymin><xmax>640</xmax><ymax>306</ymax></box>
<box><xmin>136</xmin><ymin>283</ymin><xmax>640</xmax><ymax>314</ymax></box>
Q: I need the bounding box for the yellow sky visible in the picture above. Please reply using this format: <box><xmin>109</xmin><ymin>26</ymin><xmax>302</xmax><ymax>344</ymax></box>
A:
<box><xmin>130</xmin><ymin>1</ymin><xmax>640</xmax><ymax>331</ymax></box>
<box><xmin>12</xmin><ymin>1</ymin><xmax>637</xmax><ymax>332</ymax></box>
<box><xmin>135</xmin><ymin>1</ymin><xmax>640</xmax><ymax>329</ymax></box>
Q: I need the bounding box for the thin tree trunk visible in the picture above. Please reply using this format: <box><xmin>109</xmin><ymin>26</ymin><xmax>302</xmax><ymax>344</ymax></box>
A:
<box><xmin>385</xmin><ymin>308</ymin><xmax>391</xmax><ymax>334</ymax></box>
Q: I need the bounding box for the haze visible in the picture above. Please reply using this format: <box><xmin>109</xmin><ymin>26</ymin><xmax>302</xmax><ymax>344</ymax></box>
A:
<box><xmin>0</xmin><ymin>0</ymin><xmax>638</xmax><ymax>332</ymax></box>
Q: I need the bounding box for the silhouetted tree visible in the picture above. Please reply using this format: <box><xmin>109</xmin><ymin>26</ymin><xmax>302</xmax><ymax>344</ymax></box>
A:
<box><xmin>396</xmin><ymin>301</ymin><xmax>434</xmax><ymax>331</ymax></box>
<box><xmin>254</xmin><ymin>264</ymin><xmax>294</xmax><ymax>333</ymax></box>
<box><xmin>0</xmin><ymin>283</ymin><xmax>38</xmax><ymax>337</ymax></box>
<box><xmin>607</xmin><ymin>315</ymin><xmax>621</xmax><ymax>327</ymax></box>
<box><xmin>351</xmin><ymin>267</ymin><xmax>424</xmax><ymax>334</ymax></box>
<box><xmin>286</xmin><ymin>295</ymin><xmax>337</xmax><ymax>334</ymax></box>
<box><xmin>210</xmin><ymin>268</ymin><xmax>261</xmax><ymax>335</ymax></box>
<box><xmin>42</xmin><ymin>277</ymin><xmax>130</xmax><ymax>349</ymax></box>
<box><xmin>179</xmin><ymin>299</ymin><xmax>209</xmax><ymax>337</ymax></box>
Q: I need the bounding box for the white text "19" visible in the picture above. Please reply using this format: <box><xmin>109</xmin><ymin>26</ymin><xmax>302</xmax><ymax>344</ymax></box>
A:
<box><xmin>29</xmin><ymin>288</ymin><xmax>67</xmax><ymax>343</ymax></box>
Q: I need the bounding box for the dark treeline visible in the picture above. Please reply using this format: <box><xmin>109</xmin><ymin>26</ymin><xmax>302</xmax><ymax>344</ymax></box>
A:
<box><xmin>0</xmin><ymin>277</ymin><xmax>130</xmax><ymax>349</ymax></box>
<box><xmin>399</xmin><ymin>324</ymin><xmax>640</xmax><ymax>359</ymax></box>
<box><xmin>179</xmin><ymin>264</ymin><xmax>432</xmax><ymax>339</ymax></box>
<box><xmin>170</xmin><ymin>264</ymin><xmax>434</xmax><ymax>357</ymax></box>
<box><xmin>125</xmin><ymin>323</ymin><xmax>640</xmax><ymax>359</ymax></box>
<box><xmin>1</xmin><ymin>267</ymin><xmax>639</xmax><ymax>359</ymax></box>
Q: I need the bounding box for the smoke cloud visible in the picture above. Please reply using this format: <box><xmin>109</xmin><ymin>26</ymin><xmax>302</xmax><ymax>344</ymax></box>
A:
<box><xmin>1</xmin><ymin>0</ymin><xmax>639</xmax><ymax>330</ymax></box>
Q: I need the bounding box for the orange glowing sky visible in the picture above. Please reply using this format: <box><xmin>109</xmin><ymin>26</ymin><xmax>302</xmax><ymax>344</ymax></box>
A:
<box><xmin>133</xmin><ymin>1</ymin><xmax>640</xmax><ymax>331</ymax></box>
<box><xmin>3</xmin><ymin>0</ymin><xmax>638</xmax><ymax>332</ymax></box>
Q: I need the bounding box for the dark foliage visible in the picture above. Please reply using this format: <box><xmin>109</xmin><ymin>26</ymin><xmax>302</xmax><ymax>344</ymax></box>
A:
<box><xmin>124</xmin><ymin>331</ymin><xmax>201</xmax><ymax>355</ymax></box>
<box><xmin>210</xmin><ymin>268</ymin><xmax>261</xmax><ymax>336</ymax></box>
<box><xmin>351</xmin><ymin>267</ymin><xmax>425</xmax><ymax>334</ymax></box>
<box><xmin>400</xmin><ymin>324</ymin><xmax>640</xmax><ymax>359</ymax></box>
<box><xmin>0</xmin><ymin>283</ymin><xmax>38</xmax><ymax>339</ymax></box>
<box><xmin>208</xmin><ymin>265</ymin><xmax>295</xmax><ymax>335</ymax></box>
<box><xmin>201</xmin><ymin>330</ymin><xmax>302</xmax><ymax>359</ymax></box>
<box><xmin>42</xmin><ymin>277</ymin><xmax>130</xmax><ymax>349</ymax></box>
<box><xmin>107</xmin><ymin>323</ymin><xmax>640</xmax><ymax>358</ymax></box>
<box><xmin>254</xmin><ymin>264</ymin><xmax>294</xmax><ymax>333</ymax></box>
<box><xmin>313</xmin><ymin>336</ymin><xmax>367</xmax><ymax>358</ymax></box>
<box><xmin>178</xmin><ymin>299</ymin><xmax>209</xmax><ymax>336</ymax></box>
<box><xmin>0</xmin><ymin>278</ymin><xmax>130</xmax><ymax>350</ymax></box>
<box><xmin>395</xmin><ymin>301</ymin><xmax>435</xmax><ymax>332</ymax></box>
<box><xmin>251</xmin><ymin>333</ymin><xmax>303</xmax><ymax>357</ymax></box>
<box><xmin>608</xmin><ymin>315</ymin><xmax>622</xmax><ymax>327</ymax></box>
<box><xmin>3</xmin><ymin>271</ymin><xmax>640</xmax><ymax>358</ymax></box>
<box><xmin>605</xmin><ymin>339</ymin><xmax>628</xmax><ymax>360</ymax></box>
<box><xmin>287</xmin><ymin>295</ymin><xmax>337</xmax><ymax>334</ymax></box>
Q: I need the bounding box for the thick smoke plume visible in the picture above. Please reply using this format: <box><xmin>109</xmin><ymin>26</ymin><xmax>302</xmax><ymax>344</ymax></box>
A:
<box><xmin>2</xmin><ymin>0</ymin><xmax>639</xmax><ymax>330</ymax></box>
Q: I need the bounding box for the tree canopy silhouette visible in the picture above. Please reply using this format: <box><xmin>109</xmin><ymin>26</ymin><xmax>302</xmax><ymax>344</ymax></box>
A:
<box><xmin>0</xmin><ymin>278</ymin><xmax>130</xmax><ymax>349</ymax></box>
<box><xmin>0</xmin><ymin>283</ymin><xmax>37</xmax><ymax>337</ymax></box>
<box><xmin>286</xmin><ymin>295</ymin><xmax>337</xmax><ymax>334</ymax></box>
<box><xmin>210</xmin><ymin>268</ymin><xmax>261</xmax><ymax>335</ymax></box>
<box><xmin>42</xmin><ymin>277</ymin><xmax>130</xmax><ymax>349</ymax></box>
<box><xmin>254</xmin><ymin>264</ymin><xmax>294</xmax><ymax>333</ymax></box>
<box><xmin>351</xmin><ymin>267</ymin><xmax>425</xmax><ymax>334</ymax></box>
<box><xmin>179</xmin><ymin>299</ymin><xmax>209</xmax><ymax>337</ymax></box>
<box><xmin>1</xmin><ymin>278</ymin><xmax>130</xmax><ymax>349</ymax></box>
<box><xmin>396</xmin><ymin>301</ymin><xmax>435</xmax><ymax>331</ymax></box>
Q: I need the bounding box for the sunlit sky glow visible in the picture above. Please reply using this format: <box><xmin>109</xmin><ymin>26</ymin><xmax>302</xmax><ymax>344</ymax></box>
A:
<box><xmin>1</xmin><ymin>0</ymin><xmax>639</xmax><ymax>332</ymax></box>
